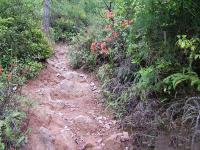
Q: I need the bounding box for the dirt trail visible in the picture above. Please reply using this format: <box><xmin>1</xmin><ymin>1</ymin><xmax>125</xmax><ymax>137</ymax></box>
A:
<box><xmin>22</xmin><ymin>44</ymin><xmax>130</xmax><ymax>150</ymax></box>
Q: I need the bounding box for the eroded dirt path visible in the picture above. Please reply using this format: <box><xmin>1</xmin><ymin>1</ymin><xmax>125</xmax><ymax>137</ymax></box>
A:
<box><xmin>22</xmin><ymin>44</ymin><xmax>129</xmax><ymax>150</ymax></box>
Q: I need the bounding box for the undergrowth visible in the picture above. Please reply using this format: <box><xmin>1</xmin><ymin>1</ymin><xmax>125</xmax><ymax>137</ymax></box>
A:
<box><xmin>0</xmin><ymin>0</ymin><xmax>52</xmax><ymax>149</ymax></box>
<box><xmin>66</xmin><ymin>0</ymin><xmax>200</xmax><ymax>149</ymax></box>
<box><xmin>50</xmin><ymin>0</ymin><xmax>101</xmax><ymax>42</ymax></box>
<box><xmin>0</xmin><ymin>65</ymin><xmax>31</xmax><ymax>149</ymax></box>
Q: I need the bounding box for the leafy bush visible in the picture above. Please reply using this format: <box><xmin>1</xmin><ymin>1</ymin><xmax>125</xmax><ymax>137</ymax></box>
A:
<box><xmin>68</xmin><ymin>0</ymin><xmax>200</xmax><ymax>148</ymax></box>
<box><xmin>50</xmin><ymin>0</ymin><xmax>102</xmax><ymax>41</ymax></box>
<box><xmin>51</xmin><ymin>18</ymin><xmax>77</xmax><ymax>41</ymax></box>
<box><xmin>0</xmin><ymin>0</ymin><xmax>52</xmax><ymax>149</ymax></box>
<box><xmin>69</xmin><ymin>26</ymin><xmax>99</xmax><ymax>70</ymax></box>
<box><xmin>22</xmin><ymin>60</ymin><xmax>43</xmax><ymax>79</ymax></box>
<box><xmin>0</xmin><ymin>0</ymin><xmax>53</xmax><ymax>68</ymax></box>
<box><xmin>69</xmin><ymin>46</ymin><xmax>97</xmax><ymax>70</ymax></box>
<box><xmin>0</xmin><ymin>64</ymin><xmax>28</xmax><ymax>149</ymax></box>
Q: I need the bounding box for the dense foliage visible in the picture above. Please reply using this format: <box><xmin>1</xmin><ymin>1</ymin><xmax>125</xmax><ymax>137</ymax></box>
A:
<box><xmin>68</xmin><ymin>0</ymin><xmax>200</xmax><ymax>148</ymax></box>
<box><xmin>1</xmin><ymin>0</ymin><xmax>200</xmax><ymax>149</ymax></box>
<box><xmin>0</xmin><ymin>67</ymin><xmax>27</xmax><ymax>150</ymax></box>
<box><xmin>0</xmin><ymin>0</ymin><xmax>52</xmax><ymax>78</ymax></box>
<box><xmin>0</xmin><ymin>0</ymin><xmax>52</xmax><ymax>149</ymax></box>
<box><xmin>50</xmin><ymin>0</ymin><xmax>102</xmax><ymax>41</ymax></box>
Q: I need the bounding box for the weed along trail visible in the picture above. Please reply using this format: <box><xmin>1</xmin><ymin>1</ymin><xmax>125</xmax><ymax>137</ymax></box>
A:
<box><xmin>22</xmin><ymin>44</ymin><xmax>130</xmax><ymax>150</ymax></box>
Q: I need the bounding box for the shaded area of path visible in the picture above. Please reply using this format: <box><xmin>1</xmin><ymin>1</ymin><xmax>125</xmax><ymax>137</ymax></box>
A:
<box><xmin>22</xmin><ymin>44</ymin><xmax>130</xmax><ymax>150</ymax></box>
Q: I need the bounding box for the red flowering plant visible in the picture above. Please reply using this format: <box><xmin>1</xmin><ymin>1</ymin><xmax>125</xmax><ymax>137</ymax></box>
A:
<box><xmin>90</xmin><ymin>6</ymin><xmax>134</xmax><ymax>57</ymax></box>
<box><xmin>106</xmin><ymin>10</ymin><xmax>114</xmax><ymax>19</ymax></box>
<box><xmin>90</xmin><ymin>42</ymin><xmax>97</xmax><ymax>53</ymax></box>
<box><xmin>90</xmin><ymin>41</ymin><xmax>109</xmax><ymax>55</ymax></box>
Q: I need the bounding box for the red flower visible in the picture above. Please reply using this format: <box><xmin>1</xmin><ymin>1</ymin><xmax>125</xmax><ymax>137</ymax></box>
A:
<box><xmin>101</xmin><ymin>49</ymin><xmax>108</xmax><ymax>55</ymax></box>
<box><xmin>90</xmin><ymin>42</ymin><xmax>97</xmax><ymax>52</ymax></box>
<box><xmin>96</xmin><ymin>42</ymin><xmax>101</xmax><ymax>46</ymax></box>
<box><xmin>106</xmin><ymin>10</ymin><xmax>114</xmax><ymax>19</ymax></box>
<box><xmin>100</xmin><ymin>42</ymin><xmax>109</xmax><ymax>54</ymax></box>
<box><xmin>100</xmin><ymin>42</ymin><xmax>107</xmax><ymax>49</ymax></box>
<box><xmin>105</xmin><ymin>37</ymin><xmax>113</xmax><ymax>42</ymax></box>
<box><xmin>112</xmin><ymin>32</ymin><xmax>119</xmax><ymax>38</ymax></box>
<box><xmin>0</xmin><ymin>65</ymin><xmax>3</xmax><ymax>76</ymax></box>
<box><xmin>101</xmin><ymin>48</ymin><xmax>109</xmax><ymax>55</ymax></box>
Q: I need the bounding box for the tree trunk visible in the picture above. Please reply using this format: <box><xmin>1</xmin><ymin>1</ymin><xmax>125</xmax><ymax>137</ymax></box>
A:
<box><xmin>43</xmin><ymin>0</ymin><xmax>50</xmax><ymax>35</ymax></box>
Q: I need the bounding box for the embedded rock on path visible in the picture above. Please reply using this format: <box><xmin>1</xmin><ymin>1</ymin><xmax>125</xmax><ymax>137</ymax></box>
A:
<box><xmin>22</xmin><ymin>44</ymin><xmax>129</xmax><ymax>150</ymax></box>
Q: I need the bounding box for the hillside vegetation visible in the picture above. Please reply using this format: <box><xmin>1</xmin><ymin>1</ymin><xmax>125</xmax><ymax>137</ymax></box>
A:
<box><xmin>1</xmin><ymin>0</ymin><xmax>200</xmax><ymax>149</ymax></box>
<box><xmin>63</xmin><ymin>0</ymin><xmax>200</xmax><ymax>149</ymax></box>
<box><xmin>0</xmin><ymin>0</ymin><xmax>52</xmax><ymax>149</ymax></box>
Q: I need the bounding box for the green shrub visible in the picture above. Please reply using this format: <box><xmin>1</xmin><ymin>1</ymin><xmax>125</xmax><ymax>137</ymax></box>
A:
<box><xmin>69</xmin><ymin>46</ymin><xmax>97</xmax><ymax>70</ymax></box>
<box><xmin>22</xmin><ymin>60</ymin><xmax>43</xmax><ymax>79</ymax></box>
<box><xmin>0</xmin><ymin>0</ymin><xmax>52</xmax><ymax>149</ymax></box>
<box><xmin>0</xmin><ymin>65</ymin><xmax>28</xmax><ymax>149</ymax></box>
<box><xmin>52</xmin><ymin>18</ymin><xmax>77</xmax><ymax>41</ymax></box>
<box><xmin>0</xmin><ymin>0</ymin><xmax>52</xmax><ymax>76</ymax></box>
<box><xmin>68</xmin><ymin>0</ymin><xmax>200</xmax><ymax>148</ymax></box>
<box><xmin>50</xmin><ymin>0</ymin><xmax>102</xmax><ymax>41</ymax></box>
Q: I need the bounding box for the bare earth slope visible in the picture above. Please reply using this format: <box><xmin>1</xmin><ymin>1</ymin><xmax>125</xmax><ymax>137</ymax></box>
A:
<box><xmin>22</xmin><ymin>44</ymin><xmax>130</xmax><ymax>150</ymax></box>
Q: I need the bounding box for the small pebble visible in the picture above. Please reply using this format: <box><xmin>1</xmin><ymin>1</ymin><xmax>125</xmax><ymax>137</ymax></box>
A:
<box><xmin>97</xmin><ymin>139</ymin><xmax>103</xmax><ymax>144</ymax></box>
<box><xmin>56</xmin><ymin>73</ymin><xmax>61</xmax><ymax>77</ymax></box>
<box><xmin>90</xmin><ymin>82</ymin><xmax>95</xmax><ymax>87</ymax></box>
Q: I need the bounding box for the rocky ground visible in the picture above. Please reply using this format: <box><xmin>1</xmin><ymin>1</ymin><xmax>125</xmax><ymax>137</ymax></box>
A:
<box><xmin>22</xmin><ymin>44</ymin><xmax>130</xmax><ymax>150</ymax></box>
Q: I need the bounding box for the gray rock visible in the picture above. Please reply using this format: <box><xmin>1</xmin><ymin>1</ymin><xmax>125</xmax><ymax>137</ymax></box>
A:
<box><xmin>103</xmin><ymin>132</ymin><xmax>129</xmax><ymax>150</ymax></box>
<box><xmin>39</xmin><ymin>127</ymin><xmax>55</xmax><ymax>150</ymax></box>
<box><xmin>104</xmin><ymin>124</ymin><xmax>111</xmax><ymax>129</ymax></box>
<box><xmin>73</xmin><ymin>115</ymin><xmax>97</xmax><ymax>132</ymax></box>
<box><xmin>90</xmin><ymin>82</ymin><xmax>95</xmax><ymax>87</ymax></box>
<box><xmin>120</xmin><ymin>132</ymin><xmax>129</xmax><ymax>142</ymax></box>
<box><xmin>56</xmin><ymin>73</ymin><xmax>61</xmax><ymax>77</ymax></box>
<box><xmin>81</xmin><ymin>137</ymin><xmax>96</xmax><ymax>150</ymax></box>
<box><xmin>92</xmin><ymin>86</ymin><xmax>97</xmax><ymax>91</ymax></box>
<box><xmin>57</xmin><ymin>129</ymin><xmax>77</xmax><ymax>149</ymax></box>
<box><xmin>63</xmin><ymin>72</ymin><xmax>78</xmax><ymax>80</ymax></box>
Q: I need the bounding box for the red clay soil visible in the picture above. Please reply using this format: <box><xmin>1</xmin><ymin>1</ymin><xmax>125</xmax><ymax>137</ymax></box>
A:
<box><xmin>22</xmin><ymin>44</ymin><xmax>130</xmax><ymax>150</ymax></box>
